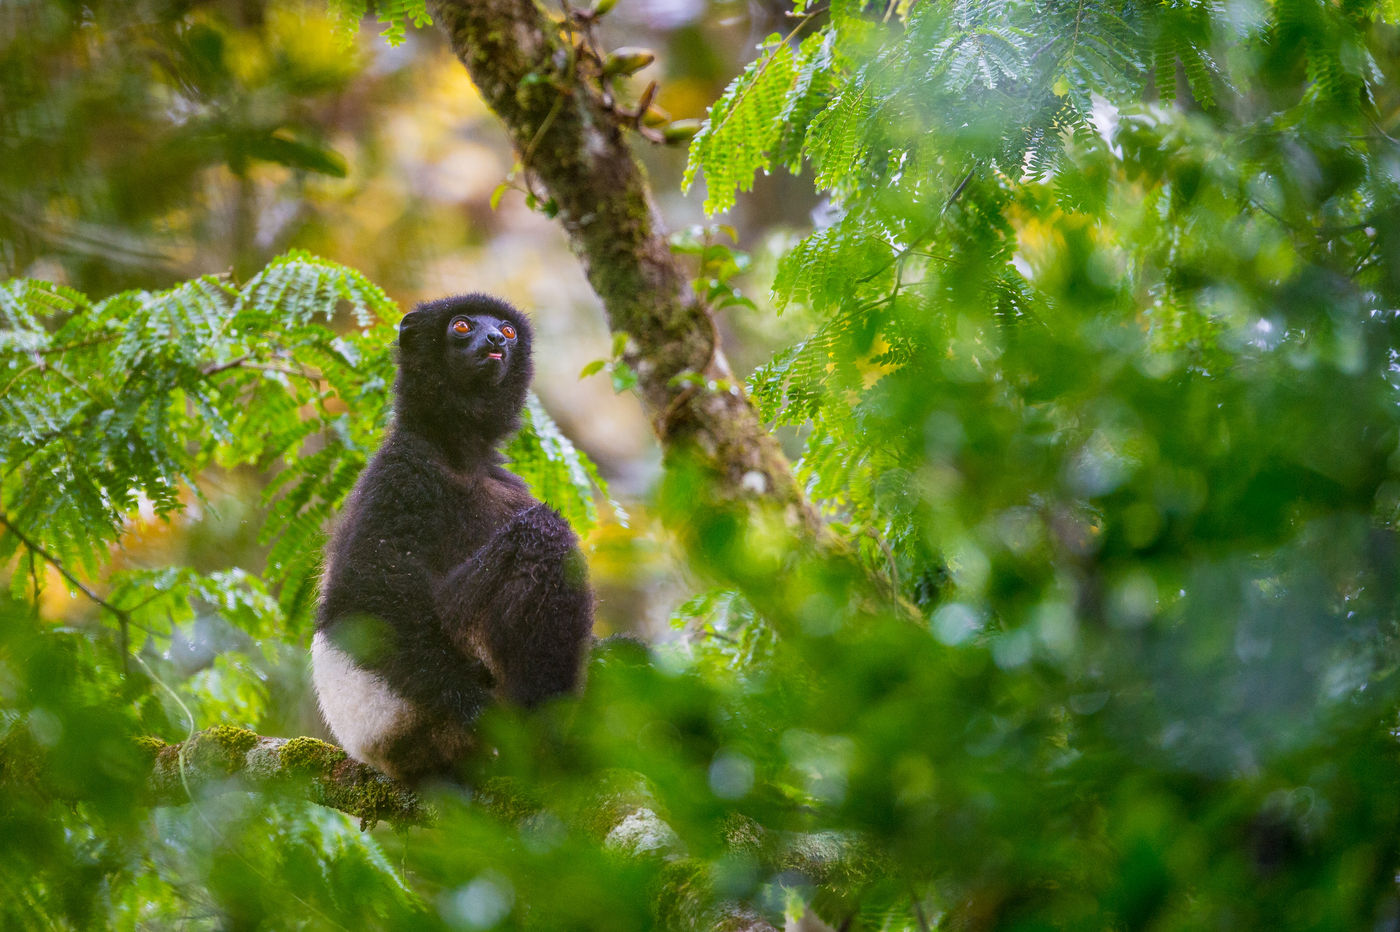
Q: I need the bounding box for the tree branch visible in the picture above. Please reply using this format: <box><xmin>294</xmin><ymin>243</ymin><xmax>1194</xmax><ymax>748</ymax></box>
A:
<box><xmin>130</xmin><ymin>729</ymin><xmax>890</xmax><ymax>931</ymax></box>
<box><xmin>140</xmin><ymin>728</ymin><xmax>432</xmax><ymax>828</ymax></box>
<box><xmin>0</xmin><ymin>511</ymin><xmax>124</xmax><ymax>619</ymax></box>
<box><xmin>131</xmin><ymin>729</ymin><xmax>786</xmax><ymax>929</ymax></box>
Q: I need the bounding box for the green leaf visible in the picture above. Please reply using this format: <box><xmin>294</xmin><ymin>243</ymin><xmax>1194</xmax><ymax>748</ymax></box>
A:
<box><xmin>610</xmin><ymin>361</ymin><xmax>638</xmax><ymax>393</ymax></box>
<box><xmin>242</xmin><ymin>131</ymin><xmax>348</xmax><ymax>177</ymax></box>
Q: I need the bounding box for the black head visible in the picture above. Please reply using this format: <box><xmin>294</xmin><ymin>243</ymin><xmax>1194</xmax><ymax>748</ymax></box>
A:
<box><xmin>394</xmin><ymin>294</ymin><xmax>535</xmax><ymax>461</ymax></box>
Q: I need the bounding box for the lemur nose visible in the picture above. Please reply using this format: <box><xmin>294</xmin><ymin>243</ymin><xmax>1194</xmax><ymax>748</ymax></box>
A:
<box><xmin>486</xmin><ymin>330</ymin><xmax>506</xmax><ymax>346</ymax></box>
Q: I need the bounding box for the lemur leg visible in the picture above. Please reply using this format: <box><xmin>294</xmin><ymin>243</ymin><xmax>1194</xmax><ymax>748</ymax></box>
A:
<box><xmin>438</xmin><ymin>504</ymin><xmax>594</xmax><ymax>706</ymax></box>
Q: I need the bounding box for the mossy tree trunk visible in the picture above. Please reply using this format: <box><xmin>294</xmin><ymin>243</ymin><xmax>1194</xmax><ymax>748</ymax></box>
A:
<box><xmin>426</xmin><ymin>0</ymin><xmax>825</xmax><ymax>539</ymax></box>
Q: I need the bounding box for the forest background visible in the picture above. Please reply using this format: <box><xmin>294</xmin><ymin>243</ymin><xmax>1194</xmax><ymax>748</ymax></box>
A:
<box><xmin>3</xmin><ymin>0</ymin><xmax>1400</xmax><ymax>928</ymax></box>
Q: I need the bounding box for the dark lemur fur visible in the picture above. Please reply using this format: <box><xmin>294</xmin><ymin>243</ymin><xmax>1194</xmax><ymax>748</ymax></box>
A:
<box><xmin>311</xmin><ymin>294</ymin><xmax>594</xmax><ymax>785</ymax></box>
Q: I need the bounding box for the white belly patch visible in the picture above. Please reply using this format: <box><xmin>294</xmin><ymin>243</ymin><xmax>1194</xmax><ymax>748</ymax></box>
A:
<box><xmin>310</xmin><ymin>630</ymin><xmax>414</xmax><ymax>765</ymax></box>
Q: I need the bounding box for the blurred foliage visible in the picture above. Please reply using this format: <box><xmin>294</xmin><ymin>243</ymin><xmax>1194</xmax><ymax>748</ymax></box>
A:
<box><xmin>680</xmin><ymin>0</ymin><xmax>1400</xmax><ymax>924</ymax></box>
<box><xmin>3</xmin><ymin>0</ymin><xmax>1400</xmax><ymax>929</ymax></box>
<box><xmin>327</xmin><ymin>0</ymin><xmax>432</xmax><ymax>46</ymax></box>
<box><xmin>0</xmin><ymin>0</ymin><xmax>365</xmax><ymax>288</ymax></box>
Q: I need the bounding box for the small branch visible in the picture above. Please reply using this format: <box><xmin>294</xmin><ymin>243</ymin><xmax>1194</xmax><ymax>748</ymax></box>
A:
<box><xmin>136</xmin><ymin>732</ymin><xmax>788</xmax><ymax>927</ymax></box>
<box><xmin>702</xmin><ymin>13</ymin><xmax>819</xmax><ymax>142</ymax></box>
<box><xmin>861</xmin><ymin>526</ymin><xmax>901</xmax><ymax>601</ymax></box>
<box><xmin>0</xmin><ymin>362</ymin><xmax>38</xmax><ymax>399</ymax></box>
<box><xmin>200</xmin><ymin>356</ymin><xmax>324</xmax><ymax>384</ymax></box>
<box><xmin>199</xmin><ymin>355</ymin><xmax>250</xmax><ymax>377</ymax></box>
<box><xmin>0</xmin><ymin>511</ymin><xmax>126</xmax><ymax>619</ymax></box>
<box><xmin>0</xmin><ymin>720</ymin><xmax>874</xmax><ymax>930</ymax></box>
<box><xmin>32</xmin><ymin>333</ymin><xmax>123</xmax><ymax>356</ymax></box>
<box><xmin>858</xmin><ymin>165</ymin><xmax>976</xmax><ymax>284</ymax></box>
<box><xmin>0</xmin><ymin>510</ymin><xmax>176</xmax><ymax>669</ymax></box>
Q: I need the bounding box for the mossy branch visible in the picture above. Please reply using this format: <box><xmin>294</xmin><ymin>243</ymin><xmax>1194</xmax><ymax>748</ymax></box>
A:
<box><xmin>133</xmin><ymin>733</ymin><xmax>788</xmax><ymax>929</ymax></box>
<box><xmin>133</xmin><ymin>733</ymin><xmax>876</xmax><ymax>931</ymax></box>
<box><xmin>139</xmin><ymin>728</ymin><xmax>431</xmax><ymax>828</ymax></box>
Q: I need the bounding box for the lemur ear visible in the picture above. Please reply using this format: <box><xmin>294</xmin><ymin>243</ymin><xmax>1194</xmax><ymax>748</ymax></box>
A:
<box><xmin>398</xmin><ymin>310</ymin><xmax>429</xmax><ymax>349</ymax></box>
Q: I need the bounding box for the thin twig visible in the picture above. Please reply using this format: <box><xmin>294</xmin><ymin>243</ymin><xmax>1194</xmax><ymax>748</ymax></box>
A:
<box><xmin>1352</xmin><ymin>237</ymin><xmax>1380</xmax><ymax>277</ymax></box>
<box><xmin>700</xmin><ymin>10</ymin><xmax>821</xmax><ymax>142</ymax></box>
<box><xmin>0</xmin><ymin>512</ymin><xmax>125</xmax><ymax>618</ymax></box>
<box><xmin>0</xmin><ymin>362</ymin><xmax>37</xmax><ymax>399</ymax></box>
<box><xmin>857</xmin><ymin>165</ymin><xmax>975</xmax><ymax>284</ymax></box>
<box><xmin>912</xmin><ymin>893</ymin><xmax>932</xmax><ymax>932</ymax></box>
<box><xmin>32</xmin><ymin>333</ymin><xmax>122</xmax><ymax>356</ymax></box>
<box><xmin>200</xmin><ymin>357</ymin><xmax>325</xmax><ymax>385</ymax></box>
<box><xmin>200</xmin><ymin>355</ymin><xmax>250</xmax><ymax>377</ymax></box>
<box><xmin>861</xmin><ymin>526</ymin><xmax>901</xmax><ymax>601</ymax></box>
<box><xmin>0</xmin><ymin>510</ymin><xmax>132</xmax><ymax>674</ymax></box>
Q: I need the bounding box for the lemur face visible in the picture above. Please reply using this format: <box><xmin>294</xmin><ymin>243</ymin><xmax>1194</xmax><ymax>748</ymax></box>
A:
<box><xmin>395</xmin><ymin>294</ymin><xmax>534</xmax><ymax>441</ymax></box>
<box><xmin>445</xmin><ymin>314</ymin><xmax>521</xmax><ymax>384</ymax></box>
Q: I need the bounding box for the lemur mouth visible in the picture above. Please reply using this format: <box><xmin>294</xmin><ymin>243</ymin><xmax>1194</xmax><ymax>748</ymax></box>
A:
<box><xmin>487</xmin><ymin>352</ymin><xmax>503</xmax><ymax>360</ymax></box>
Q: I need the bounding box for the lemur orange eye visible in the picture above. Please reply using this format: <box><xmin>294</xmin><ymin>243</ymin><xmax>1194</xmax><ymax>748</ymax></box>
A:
<box><xmin>501</xmin><ymin>324</ymin><xmax>516</xmax><ymax>339</ymax></box>
<box><xmin>451</xmin><ymin>319</ymin><xmax>470</xmax><ymax>335</ymax></box>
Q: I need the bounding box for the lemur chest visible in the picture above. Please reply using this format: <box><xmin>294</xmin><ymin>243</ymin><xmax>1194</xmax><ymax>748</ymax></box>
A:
<box><xmin>432</xmin><ymin>472</ymin><xmax>533</xmax><ymax>566</ymax></box>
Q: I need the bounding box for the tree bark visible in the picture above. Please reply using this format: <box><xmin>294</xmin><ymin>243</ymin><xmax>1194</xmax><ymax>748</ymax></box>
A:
<box><xmin>426</xmin><ymin>0</ymin><xmax>824</xmax><ymax>537</ymax></box>
<box><xmin>140</xmin><ymin>728</ymin><xmax>431</xmax><ymax>827</ymax></box>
